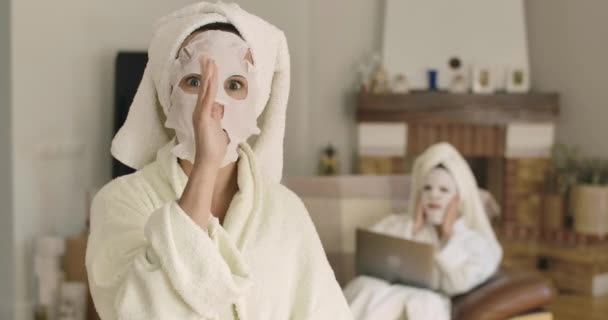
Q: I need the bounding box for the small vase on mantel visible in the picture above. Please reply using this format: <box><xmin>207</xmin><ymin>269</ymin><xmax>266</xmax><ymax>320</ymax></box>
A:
<box><xmin>370</xmin><ymin>64</ymin><xmax>391</xmax><ymax>94</ymax></box>
<box><xmin>448</xmin><ymin>57</ymin><xmax>468</xmax><ymax>94</ymax></box>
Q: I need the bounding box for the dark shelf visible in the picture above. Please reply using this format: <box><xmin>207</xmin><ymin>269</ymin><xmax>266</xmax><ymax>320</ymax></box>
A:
<box><xmin>357</xmin><ymin>92</ymin><xmax>560</xmax><ymax>125</ymax></box>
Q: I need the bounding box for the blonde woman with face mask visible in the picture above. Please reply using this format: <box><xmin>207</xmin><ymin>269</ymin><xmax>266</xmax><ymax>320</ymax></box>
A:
<box><xmin>343</xmin><ymin>143</ymin><xmax>503</xmax><ymax>320</ymax></box>
<box><xmin>85</xmin><ymin>2</ymin><xmax>352</xmax><ymax>319</ymax></box>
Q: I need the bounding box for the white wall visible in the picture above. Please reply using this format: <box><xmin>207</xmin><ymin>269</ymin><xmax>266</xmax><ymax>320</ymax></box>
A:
<box><xmin>308</xmin><ymin>0</ymin><xmax>384</xmax><ymax>175</ymax></box>
<box><xmin>526</xmin><ymin>0</ymin><xmax>608</xmax><ymax>157</ymax></box>
<box><xmin>234</xmin><ymin>0</ymin><xmax>385</xmax><ymax>176</ymax></box>
<box><xmin>1</xmin><ymin>0</ymin><xmax>14</xmax><ymax>317</ymax></box>
<box><xmin>233</xmin><ymin>0</ymin><xmax>315</xmax><ymax>176</ymax></box>
<box><xmin>383</xmin><ymin>0</ymin><xmax>529</xmax><ymax>90</ymax></box>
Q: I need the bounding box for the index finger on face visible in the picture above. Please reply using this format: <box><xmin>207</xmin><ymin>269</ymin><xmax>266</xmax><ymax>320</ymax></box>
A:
<box><xmin>191</xmin><ymin>57</ymin><xmax>211</xmax><ymax>122</ymax></box>
<box><xmin>198</xmin><ymin>60</ymin><xmax>218</xmax><ymax>118</ymax></box>
<box><xmin>197</xmin><ymin>55</ymin><xmax>212</xmax><ymax>96</ymax></box>
<box><xmin>449</xmin><ymin>195</ymin><xmax>460</xmax><ymax>209</ymax></box>
<box><xmin>415</xmin><ymin>195</ymin><xmax>422</xmax><ymax>213</ymax></box>
<box><xmin>413</xmin><ymin>193</ymin><xmax>425</xmax><ymax>234</ymax></box>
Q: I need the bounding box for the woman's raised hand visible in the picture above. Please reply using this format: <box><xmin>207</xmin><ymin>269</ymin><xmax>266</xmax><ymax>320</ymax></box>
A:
<box><xmin>440</xmin><ymin>196</ymin><xmax>460</xmax><ymax>243</ymax></box>
<box><xmin>178</xmin><ymin>58</ymin><xmax>230</xmax><ymax>230</ymax></box>
<box><xmin>413</xmin><ymin>194</ymin><xmax>460</xmax><ymax>243</ymax></box>
<box><xmin>192</xmin><ymin>57</ymin><xmax>230</xmax><ymax>170</ymax></box>
<box><xmin>413</xmin><ymin>193</ymin><xmax>425</xmax><ymax>235</ymax></box>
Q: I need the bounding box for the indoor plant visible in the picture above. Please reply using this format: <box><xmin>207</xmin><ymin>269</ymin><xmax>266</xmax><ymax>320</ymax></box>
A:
<box><xmin>542</xmin><ymin>144</ymin><xmax>578</xmax><ymax>231</ymax></box>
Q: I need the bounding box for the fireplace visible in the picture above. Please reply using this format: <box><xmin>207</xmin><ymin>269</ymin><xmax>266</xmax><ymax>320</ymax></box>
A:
<box><xmin>356</xmin><ymin>92</ymin><xmax>559</xmax><ymax>235</ymax></box>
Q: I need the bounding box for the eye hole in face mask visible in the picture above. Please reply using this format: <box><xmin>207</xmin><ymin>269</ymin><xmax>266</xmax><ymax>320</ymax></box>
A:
<box><xmin>224</xmin><ymin>75</ymin><xmax>248</xmax><ymax>100</ymax></box>
<box><xmin>177</xmin><ymin>74</ymin><xmax>249</xmax><ymax>101</ymax></box>
<box><xmin>179</xmin><ymin>74</ymin><xmax>202</xmax><ymax>94</ymax></box>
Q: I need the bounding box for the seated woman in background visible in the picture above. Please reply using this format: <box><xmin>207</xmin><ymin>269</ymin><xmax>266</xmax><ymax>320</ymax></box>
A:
<box><xmin>344</xmin><ymin>142</ymin><xmax>503</xmax><ymax>320</ymax></box>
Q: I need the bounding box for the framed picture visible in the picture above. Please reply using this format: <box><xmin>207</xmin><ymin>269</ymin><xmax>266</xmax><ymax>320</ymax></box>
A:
<box><xmin>472</xmin><ymin>66</ymin><xmax>495</xmax><ymax>94</ymax></box>
<box><xmin>506</xmin><ymin>66</ymin><xmax>530</xmax><ymax>93</ymax></box>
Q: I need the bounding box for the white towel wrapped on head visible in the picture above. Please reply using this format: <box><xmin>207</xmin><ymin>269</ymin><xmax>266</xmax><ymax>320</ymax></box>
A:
<box><xmin>111</xmin><ymin>1</ymin><xmax>290</xmax><ymax>183</ymax></box>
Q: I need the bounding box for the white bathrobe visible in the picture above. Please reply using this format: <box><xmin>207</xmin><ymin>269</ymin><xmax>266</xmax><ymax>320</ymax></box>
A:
<box><xmin>343</xmin><ymin>143</ymin><xmax>502</xmax><ymax>320</ymax></box>
<box><xmin>85</xmin><ymin>140</ymin><xmax>352</xmax><ymax>320</ymax></box>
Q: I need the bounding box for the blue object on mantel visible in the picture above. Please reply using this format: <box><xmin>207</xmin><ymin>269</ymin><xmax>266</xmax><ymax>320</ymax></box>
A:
<box><xmin>427</xmin><ymin>69</ymin><xmax>438</xmax><ymax>91</ymax></box>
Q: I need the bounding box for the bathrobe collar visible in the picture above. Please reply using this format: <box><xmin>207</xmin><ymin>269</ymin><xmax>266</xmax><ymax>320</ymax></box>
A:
<box><xmin>156</xmin><ymin>138</ymin><xmax>264</xmax><ymax>249</ymax></box>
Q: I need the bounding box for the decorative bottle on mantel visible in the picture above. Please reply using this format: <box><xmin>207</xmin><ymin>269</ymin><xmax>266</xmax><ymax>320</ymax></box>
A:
<box><xmin>392</xmin><ymin>73</ymin><xmax>409</xmax><ymax>94</ymax></box>
<box><xmin>370</xmin><ymin>64</ymin><xmax>392</xmax><ymax>94</ymax></box>
<box><xmin>319</xmin><ymin>144</ymin><xmax>340</xmax><ymax>176</ymax></box>
<box><xmin>448</xmin><ymin>57</ymin><xmax>468</xmax><ymax>94</ymax></box>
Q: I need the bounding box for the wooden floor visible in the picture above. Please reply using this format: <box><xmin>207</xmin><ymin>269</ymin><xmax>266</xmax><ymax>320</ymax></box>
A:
<box><xmin>546</xmin><ymin>292</ymin><xmax>608</xmax><ymax>320</ymax></box>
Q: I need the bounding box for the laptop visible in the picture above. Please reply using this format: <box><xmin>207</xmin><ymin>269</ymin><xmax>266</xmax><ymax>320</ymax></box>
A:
<box><xmin>355</xmin><ymin>228</ymin><xmax>436</xmax><ymax>289</ymax></box>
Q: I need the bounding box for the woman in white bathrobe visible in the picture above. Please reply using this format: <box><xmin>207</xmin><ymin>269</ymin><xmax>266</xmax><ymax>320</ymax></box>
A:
<box><xmin>344</xmin><ymin>143</ymin><xmax>503</xmax><ymax>320</ymax></box>
<box><xmin>85</xmin><ymin>2</ymin><xmax>351</xmax><ymax>320</ymax></box>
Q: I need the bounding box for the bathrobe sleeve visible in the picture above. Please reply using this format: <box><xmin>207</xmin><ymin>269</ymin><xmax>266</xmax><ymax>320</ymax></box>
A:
<box><xmin>279</xmin><ymin>187</ymin><xmax>353</xmax><ymax>320</ymax></box>
<box><xmin>434</xmin><ymin>222</ymin><xmax>501</xmax><ymax>296</ymax></box>
<box><xmin>86</xmin><ymin>178</ymin><xmax>251</xmax><ymax>320</ymax></box>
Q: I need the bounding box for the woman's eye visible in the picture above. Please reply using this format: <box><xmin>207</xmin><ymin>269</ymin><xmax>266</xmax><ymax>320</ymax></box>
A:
<box><xmin>423</xmin><ymin>185</ymin><xmax>432</xmax><ymax>191</ymax></box>
<box><xmin>440</xmin><ymin>187</ymin><xmax>450</xmax><ymax>193</ymax></box>
<box><xmin>224</xmin><ymin>76</ymin><xmax>248</xmax><ymax>100</ymax></box>
<box><xmin>186</xmin><ymin>76</ymin><xmax>201</xmax><ymax>87</ymax></box>
<box><xmin>227</xmin><ymin>80</ymin><xmax>243</xmax><ymax>91</ymax></box>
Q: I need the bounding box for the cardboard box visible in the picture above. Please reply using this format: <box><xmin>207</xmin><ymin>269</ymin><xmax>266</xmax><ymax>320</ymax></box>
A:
<box><xmin>542</xmin><ymin>244</ymin><xmax>608</xmax><ymax>296</ymax></box>
<box><xmin>63</xmin><ymin>234</ymin><xmax>100</xmax><ymax>320</ymax></box>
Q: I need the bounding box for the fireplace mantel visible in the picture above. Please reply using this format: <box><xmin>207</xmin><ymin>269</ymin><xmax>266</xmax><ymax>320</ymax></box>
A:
<box><xmin>356</xmin><ymin>91</ymin><xmax>560</xmax><ymax>237</ymax></box>
<box><xmin>357</xmin><ymin>92</ymin><xmax>559</xmax><ymax>125</ymax></box>
<box><xmin>356</xmin><ymin>91</ymin><xmax>559</xmax><ymax>159</ymax></box>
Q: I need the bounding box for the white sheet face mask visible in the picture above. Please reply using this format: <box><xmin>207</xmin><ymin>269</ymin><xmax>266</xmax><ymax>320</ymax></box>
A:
<box><xmin>166</xmin><ymin>30</ymin><xmax>260</xmax><ymax>167</ymax></box>
<box><xmin>420</xmin><ymin>167</ymin><xmax>458</xmax><ymax>225</ymax></box>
